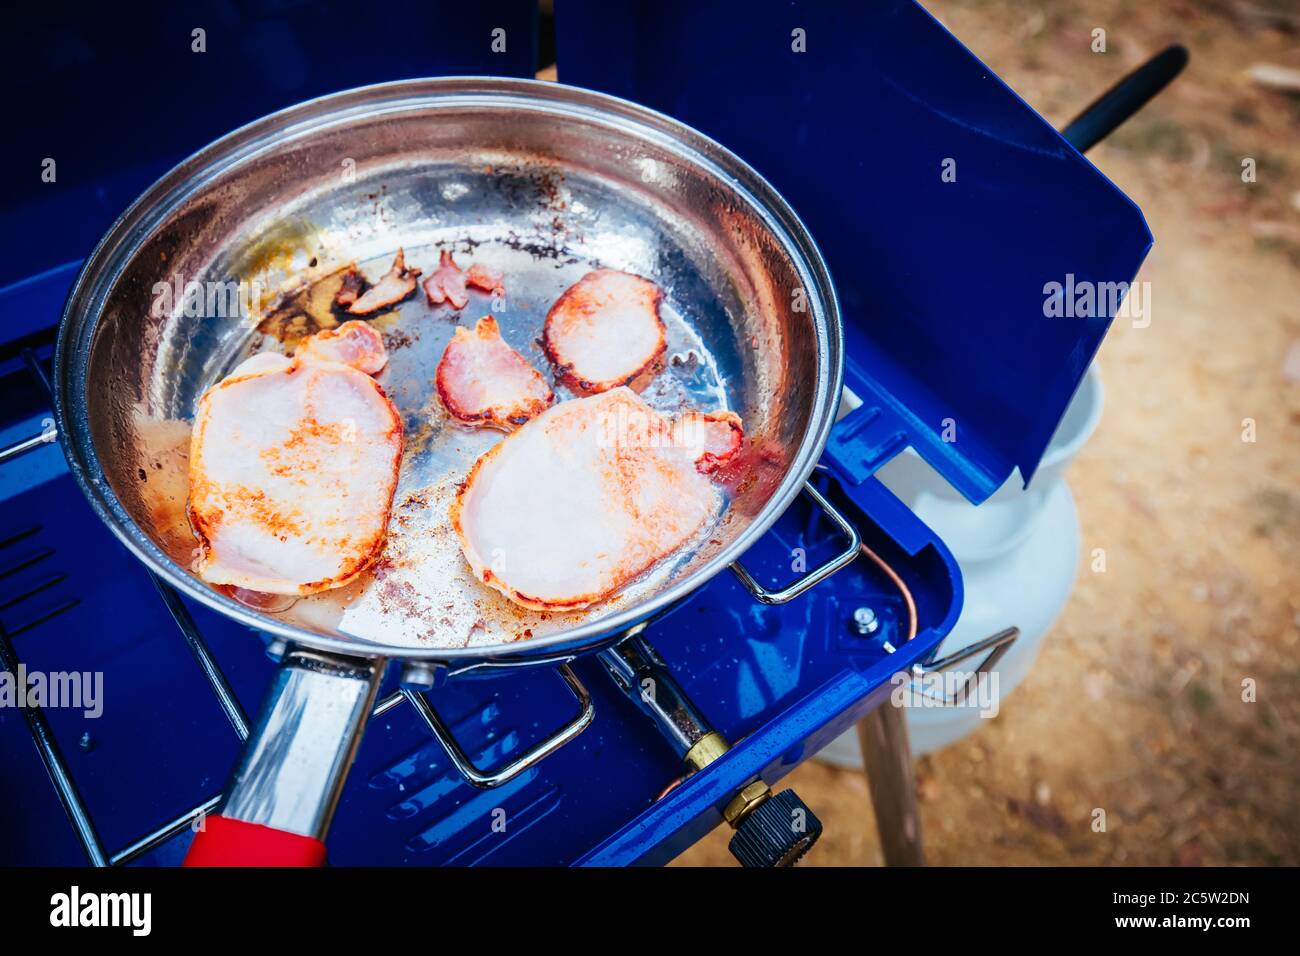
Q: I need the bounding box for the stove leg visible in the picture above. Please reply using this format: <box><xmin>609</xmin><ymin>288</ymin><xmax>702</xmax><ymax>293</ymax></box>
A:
<box><xmin>857</xmin><ymin>703</ymin><xmax>924</xmax><ymax>866</ymax></box>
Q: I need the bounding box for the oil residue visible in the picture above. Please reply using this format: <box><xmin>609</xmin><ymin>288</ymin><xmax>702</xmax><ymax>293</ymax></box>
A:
<box><xmin>288</xmin><ymin>478</ymin><xmax>594</xmax><ymax>648</ymax></box>
<box><xmin>229</xmin><ymin>217</ymin><xmax>322</xmax><ymax>281</ymax></box>
<box><xmin>218</xmin><ymin>586</ymin><xmax>298</xmax><ymax>613</ymax></box>
<box><xmin>254</xmin><ymin>264</ymin><xmax>353</xmax><ymax>349</ymax></box>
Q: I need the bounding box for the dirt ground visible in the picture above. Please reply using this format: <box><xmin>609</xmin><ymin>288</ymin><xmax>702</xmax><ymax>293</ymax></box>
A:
<box><xmin>674</xmin><ymin>0</ymin><xmax>1300</xmax><ymax>866</ymax></box>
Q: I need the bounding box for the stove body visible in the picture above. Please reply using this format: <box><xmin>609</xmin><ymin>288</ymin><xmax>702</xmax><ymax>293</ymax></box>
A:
<box><xmin>0</xmin><ymin>359</ymin><xmax>956</xmax><ymax>864</ymax></box>
<box><xmin>0</xmin><ymin>0</ymin><xmax>1149</xmax><ymax>865</ymax></box>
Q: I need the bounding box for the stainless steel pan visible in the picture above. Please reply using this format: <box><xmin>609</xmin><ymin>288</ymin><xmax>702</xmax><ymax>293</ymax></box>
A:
<box><xmin>54</xmin><ymin>78</ymin><xmax>856</xmax><ymax>863</ymax></box>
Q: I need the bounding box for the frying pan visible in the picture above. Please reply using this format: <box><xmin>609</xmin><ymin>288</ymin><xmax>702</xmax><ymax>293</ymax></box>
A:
<box><xmin>54</xmin><ymin>78</ymin><xmax>857</xmax><ymax>864</ymax></box>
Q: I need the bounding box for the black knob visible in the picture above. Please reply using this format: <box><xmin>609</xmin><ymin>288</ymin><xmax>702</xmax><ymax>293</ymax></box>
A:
<box><xmin>728</xmin><ymin>789</ymin><xmax>823</xmax><ymax>867</ymax></box>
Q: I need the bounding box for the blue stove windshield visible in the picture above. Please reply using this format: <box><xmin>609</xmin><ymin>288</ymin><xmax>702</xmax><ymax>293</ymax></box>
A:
<box><xmin>0</xmin><ymin>0</ymin><xmax>539</xmax><ymax>346</ymax></box>
<box><xmin>557</xmin><ymin>0</ymin><xmax>1153</xmax><ymax>503</ymax></box>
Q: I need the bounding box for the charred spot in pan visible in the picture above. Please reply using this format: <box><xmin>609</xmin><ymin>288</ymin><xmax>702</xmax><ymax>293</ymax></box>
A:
<box><xmin>256</xmin><ymin>265</ymin><xmax>362</xmax><ymax>347</ymax></box>
<box><xmin>400</xmin><ymin>491</ymin><xmax>430</xmax><ymax>511</ymax></box>
<box><xmin>382</xmin><ymin>327</ymin><xmax>416</xmax><ymax>352</ymax></box>
<box><xmin>502</xmin><ymin>228</ymin><xmax>583</xmax><ymax>265</ymax></box>
<box><xmin>368</xmin><ymin>554</ymin><xmax>397</xmax><ymax>581</ymax></box>
<box><xmin>257</xmin><ymin>260</ymin><xmax>409</xmax><ymax>347</ymax></box>
<box><xmin>375</xmin><ymin>576</ymin><xmax>429</xmax><ymax>620</ymax></box>
<box><xmin>446</xmin><ymin>235</ymin><xmax>484</xmax><ymax>255</ymax></box>
<box><xmin>451</xmin><ymin>407</ymin><xmax>491</xmax><ymax>425</ymax></box>
<box><xmin>256</xmin><ymin>307</ymin><xmax>328</xmax><ymax>346</ymax></box>
<box><xmin>463</xmin><ymin>618</ymin><xmax>488</xmax><ymax>646</ymax></box>
<box><xmin>491</xmin><ymin>164</ymin><xmax>568</xmax><ymax>213</ymax></box>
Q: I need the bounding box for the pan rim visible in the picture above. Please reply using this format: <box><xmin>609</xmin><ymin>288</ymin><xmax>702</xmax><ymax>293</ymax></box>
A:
<box><xmin>54</xmin><ymin>76</ymin><xmax>843</xmax><ymax>665</ymax></box>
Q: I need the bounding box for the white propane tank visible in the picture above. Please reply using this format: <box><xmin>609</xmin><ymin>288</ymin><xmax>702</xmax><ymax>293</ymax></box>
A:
<box><xmin>818</xmin><ymin>366</ymin><xmax>1104</xmax><ymax>764</ymax></box>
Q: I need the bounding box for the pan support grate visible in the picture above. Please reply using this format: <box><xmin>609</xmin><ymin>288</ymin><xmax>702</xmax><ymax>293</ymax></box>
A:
<box><xmin>0</xmin><ymin>347</ymin><xmax>593</xmax><ymax>865</ymax></box>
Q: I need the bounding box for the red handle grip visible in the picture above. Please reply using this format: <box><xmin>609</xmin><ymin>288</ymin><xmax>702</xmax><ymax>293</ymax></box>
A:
<box><xmin>183</xmin><ymin>815</ymin><xmax>327</xmax><ymax>867</ymax></box>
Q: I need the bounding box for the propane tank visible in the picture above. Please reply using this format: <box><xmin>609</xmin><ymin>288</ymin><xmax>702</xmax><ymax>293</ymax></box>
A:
<box><xmin>819</xmin><ymin>366</ymin><xmax>1104</xmax><ymax>763</ymax></box>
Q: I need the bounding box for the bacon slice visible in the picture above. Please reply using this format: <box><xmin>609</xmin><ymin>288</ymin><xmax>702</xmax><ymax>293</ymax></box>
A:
<box><xmin>451</xmin><ymin>388</ymin><xmax>730</xmax><ymax>611</ymax></box>
<box><xmin>188</xmin><ymin>357</ymin><xmax>403</xmax><ymax>595</ymax></box>
<box><xmin>436</xmin><ymin>316</ymin><xmax>553</xmax><ymax>429</ymax></box>
<box><xmin>347</xmin><ymin>248</ymin><xmax>420</xmax><ymax>315</ymax></box>
<box><xmin>296</xmin><ymin>320</ymin><xmax>388</xmax><ymax>375</ymax></box>
<box><xmin>542</xmin><ymin>269</ymin><xmax>667</xmax><ymax>395</ymax></box>
<box><xmin>671</xmin><ymin>410</ymin><xmax>744</xmax><ymax>474</ymax></box>
<box><xmin>423</xmin><ymin>250</ymin><xmax>470</xmax><ymax>309</ymax></box>
<box><xmin>466</xmin><ymin>263</ymin><xmax>505</xmax><ymax>296</ymax></box>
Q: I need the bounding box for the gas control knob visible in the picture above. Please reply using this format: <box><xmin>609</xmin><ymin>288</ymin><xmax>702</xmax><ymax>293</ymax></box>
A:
<box><xmin>727</xmin><ymin>789</ymin><xmax>823</xmax><ymax>867</ymax></box>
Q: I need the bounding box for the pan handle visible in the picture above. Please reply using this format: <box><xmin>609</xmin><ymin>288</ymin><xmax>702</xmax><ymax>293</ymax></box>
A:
<box><xmin>730</xmin><ymin>482</ymin><xmax>861</xmax><ymax>605</ymax></box>
<box><xmin>184</xmin><ymin>649</ymin><xmax>384</xmax><ymax>867</ymax></box>
<box><xmin>184</xmin><ymin>815</ymin><xmax>328</xmax><ymax>867</ymax></box>
<box><xmin>1060</xmin><ymin>44</ymin><xmax>1188</xmax><ymax>153</ymax></box>
<box><xmin>401</xmin><ymin>664</ymin><xmax>594</xmax><ymax>788</ymax></box>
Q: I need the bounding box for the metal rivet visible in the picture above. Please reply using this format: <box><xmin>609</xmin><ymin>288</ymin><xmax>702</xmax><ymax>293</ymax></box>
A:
<box><xmin>853</xmin><ymin>606</ymin><xmax>879</xmax><ymax>635</ymax></box>
<box><xmin>401</xmin><ymin>663</ymin><xmax>437</xmax><ymax>690</ymax></box>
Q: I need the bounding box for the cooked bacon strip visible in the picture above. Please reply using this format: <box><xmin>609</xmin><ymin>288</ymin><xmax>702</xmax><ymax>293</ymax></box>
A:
<box><xmin>333</xmin><ymin>267</ymin><xmax>367</xmax><ymax>309</ymax></box>
<box><xmin>296</xmin><ymin>320</ymin><xmax>388</xmax><ymax>375</ymax></box>
<box><xmin>542</xmin><ymin>269</ymin><xmax>667</xmax><ymax>395</ymax></box>
<box><xmin>452</xmin><ymin>388</ymin><xmax>726</xmax><ymax>611</ymax></box>
<box><xmin>423</xmin><ymin>250</ymin><xmax>470</xmax><ymax>309</ymax></box>
<box><xmin>222</xmin><ymin>321</ymin><xmax>387</xmax><ymax>390</ymax></box>
<box><xmin>436</xmin><ymin>316</ymin><xmax>553</xmax><ymax>429</ymax></box>
<box><xmin>466</xmin><ymin>263</ymin><xmax>505</xmax><ymax>296</ymax></box>
<box><xmin>671</xmin><ymin>410</ymin><xmax>744</xmax><ymax>474</ymax></box>
<box><xmin>188</xmin><ymin>357</ymin><xmax>403</xmax><ymax>596</ymax></box>
<box><xmin>347</xmin><ymin>248</ymin><xmax>420</xmax><ymax>315</ymax></box>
